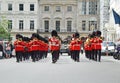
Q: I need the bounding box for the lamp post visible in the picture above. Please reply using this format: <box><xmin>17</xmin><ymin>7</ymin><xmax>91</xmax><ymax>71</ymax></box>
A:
<box><xmin>8</xmin><ymin>29</ymin><xmax>11</xmax><ymax>41</ymax></box>
<box><xmin>103</xmin><ymin>28</ymin><xmax>108</xmax><ymax>41</ymax></box>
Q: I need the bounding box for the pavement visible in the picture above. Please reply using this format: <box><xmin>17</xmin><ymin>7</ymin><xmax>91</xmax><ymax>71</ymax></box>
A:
<box><xmin>0</xmin><ymin>53</ymin><xmax>120</xmax><ymax>83</ymax></box>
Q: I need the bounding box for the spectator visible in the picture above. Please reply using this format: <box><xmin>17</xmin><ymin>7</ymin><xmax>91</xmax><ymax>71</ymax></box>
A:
<box><xmin>0</xmin><ymin>41</ymin><xmax>3</xmax><ymax>58</ymax></box>
<box><xmin>5</xmin><ymin>42</ymin><xmax>11</xmax><ymax>58</ymax></box>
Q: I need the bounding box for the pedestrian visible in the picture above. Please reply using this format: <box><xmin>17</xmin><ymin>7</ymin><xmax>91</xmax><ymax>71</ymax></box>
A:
<box><xmin>49</xmin><ymin>30</ymin><xmax>61</xmax><ymax>63</ymax></box>
<box><xmin>5</xmin><ymin>42</ymin><xmax>11</xmax><ymax>58</ymax></box>
<box><xmin>0</xmin><ymin>41</ymin><xmax>3</xmax><ymax>58</ymax></box>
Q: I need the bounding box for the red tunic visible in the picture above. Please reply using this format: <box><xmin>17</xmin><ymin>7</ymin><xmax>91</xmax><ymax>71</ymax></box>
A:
<box><xmin>49</xmin><ymin>37</ymin><xmax>60</xmax><ymax>51</ymax></box>
<box><xmin>29</xmin><ymin>39</ymin><xmax>39</xmax><ymax>51</ymax></box>
<box><xmin>96</xmin><ymin>37</ymin><xmax>103</xmax><ymax>50</ymax></box>
<box><xmin>84</xmin><ymin>42</ymin><xmax>92</xmax><ymax>51</ymax></box>
<box><xmin>70</xmin><ymin>38</ymin><xmax>82</xmax><ymax>51</ymax></box>
<box><xmin>14</xmin><ymin>40</ymin><xmax>25</xmax><ymax>52</ymax></box>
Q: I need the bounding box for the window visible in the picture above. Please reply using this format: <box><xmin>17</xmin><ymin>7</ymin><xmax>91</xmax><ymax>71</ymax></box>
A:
<box><xmin>56</xmin><ymin>21</ymin><xmax>60</xmax><ymax>32</ymax></box>
<box><xmin>8</xmin><ymin>4</ymin><xmax>12</xmax><ymax>11</ymax></box>
<box><xmin>56</xmin><ymin>6</ymin><xmax>61</xmax><ymax>12</ymax></box>
<box><xmin>44</xmin><ymin>20</ymin><xmax>49</xmax><ymax>32</ymax></box>
<box><xmin>67</xmin><ymin>6</ymin><xmax>72</xmax><ymax>12</ymax></box>
<box><xmin>89</xmin><ymin>21</ymin><xmax>97</xmax><ymax>31</ymax></box>
<box><xmin>82</xmin><ymin>21</ymin><xmax>86</xmax><ymax>31</ymax></box>
<box><xmin>82</xmin><ymin>0</ymin><xmax>86</xmax><ymax>15</ymax></box>
<box><xmin>30</xmin><ymin>4</ymin><xmax>34</xmax><ymax>11</ymax></box>
<box><xmin>19</xmin><ymin>4</ymin><xmax>24</xmax><ymax>11</ymax></box>
<box><xmin>44</xmin><ymin>6</ymin><xmax>49</xmax><ymax>11</ymax></box>
<box><xmin>89</xmin><ymin>1</ymin><xmax>97</xmax><ymax>15</ymax></box>
<box><xmin>30</xmin><ymin>20</ymin><xmax>34</xmax><ymax>30</ymax></box>
<box><xmin>8</xmin><ymin>20</ymin><xmax>12</xmax><ymax>29</ymax></box>
<box><xmin>67</xmin><ymin>21</ymin><xmax>72</xmax><ymax>32</ymax></box>
<box><xmin>19</xmin><ymin>20</ymin><xmax>23</xmax><ymax>30</ymax></box>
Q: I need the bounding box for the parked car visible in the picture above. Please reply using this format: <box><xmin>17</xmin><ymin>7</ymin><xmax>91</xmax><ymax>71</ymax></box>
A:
<box><xmin>60</xmin><ymin>40</ymin><xmax>70</xmax><ymax>55</ymax></box>
<box><xmin>101</xmin><ymin>41</ymin><xmax>115</xmax><ymax>55</ymax></box>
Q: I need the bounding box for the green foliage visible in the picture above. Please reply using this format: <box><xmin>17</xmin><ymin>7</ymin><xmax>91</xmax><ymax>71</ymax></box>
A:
<box><xmin>0</xmin><ymin>16</ymin><xmax>10</xmax><ymax>40</ymax></box>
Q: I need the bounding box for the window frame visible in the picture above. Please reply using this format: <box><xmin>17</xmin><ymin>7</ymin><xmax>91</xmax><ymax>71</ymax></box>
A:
<box><xmin>44</xmin><ymin>20</ymin><xmax>49</xmax><ymax>32</ymax></box>
<box><xmin>56</xmin><ymin>6</ymin><xmax>61</xmax><ymax>12</ymax></box>
<box><xmin>30</xmin><ymin>4</ymin><xmax>34</xmax><ymax>11</ymax></box>
<box><xmin>30</xmin><ymin>20</ymin><xmax>34</xmax><ymax>30</ymax></box>
<box><xmin>19</xmin><ymin>20</ymin><xmax>24</xmax><ymax>30</ymax></box>
<box><xmin>8</xmin><ymin>3</ymin><xmax>12</xmax><ymax>11</ymax></box>
<box><xmin>56</xmin><ymin>20</ymin><xmax>60</xmax><ymax>32</ymax></box>
<box><xmin>19</xmin><ymin>4</ymin><xmax>24</xmax><ymax>11</ymax></box>
<box><xmin>67</xmin><ymin>21</ymin><xmax>72</xmax><ymax>32</ymax></box>
<box><xmin>8</xmin><ymin>20</ymin><xmax>12</xmax><ymax>29</ymax></box>
<box><xmin>44</xmin><ymin>6</ymin><xmax>49</xmax><ymax>11</ymax></box>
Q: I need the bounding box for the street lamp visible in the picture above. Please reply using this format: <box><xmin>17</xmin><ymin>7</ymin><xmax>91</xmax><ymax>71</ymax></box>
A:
<box><xmin>103</xmin><ymin>28</ymin><xmax>108</xmax><ymax>41</ymax></box>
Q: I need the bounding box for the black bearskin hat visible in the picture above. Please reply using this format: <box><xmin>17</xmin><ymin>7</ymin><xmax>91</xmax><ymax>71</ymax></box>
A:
<box><xmin>16</xmin><ymin>33</ymin><xmax>21</xmax><ymax>39</ymax></box>
<box><xmin>23</xmin><ymin>37</ymin><xmax>30</xmax><ymax>42</ymax></box>
<box><xmin>32</xmin><ymin>33</ymin><xmax>39</xmax><ymax>39</ymax></box>
<box><xmin>96</xmin><ymin>30</ymin><xmax>101</xmax><ymax>37</ymax></box>
<box><xmin>92</xmin><ymin>31</ymin><xmax>97</xmax><ymax>36</ymax></box>
<box><xmin>51</xmin><ymin>30</ymin><xmax>58</xmax><ymax>37</ymax></box>
<box><xmin>74</xmin><ymin>32</ymin><xmax>80</xmax><ymax>38</ymax></box>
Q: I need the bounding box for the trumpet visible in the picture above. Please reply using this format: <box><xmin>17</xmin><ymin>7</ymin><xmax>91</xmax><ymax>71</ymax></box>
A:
<box><xmin>99</xmin><ymin>36</ymin><xmax>104</xmax><ymax>40</ymax></box>
<box><xmin>85</xmin><ymin>38</ymin><xmax>91</xmax><ymax>45</ymax></box>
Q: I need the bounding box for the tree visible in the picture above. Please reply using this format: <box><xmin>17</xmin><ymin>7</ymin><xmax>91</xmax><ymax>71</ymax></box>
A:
<box><xmin>0</xmin><ymin>16</ymin><xmax>11</xmax><ymax>40</ymax></box>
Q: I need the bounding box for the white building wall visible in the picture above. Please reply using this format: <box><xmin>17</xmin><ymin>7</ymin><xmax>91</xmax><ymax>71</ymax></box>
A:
<box><xmin>0</xmin><ymin>0</ymin><xmax>38</xmax><ymax>41</ymax></box>
<box><xmin>0</xmin><ymin>0</ymin><xmax>100</xmax><ymax>40</ymax></box>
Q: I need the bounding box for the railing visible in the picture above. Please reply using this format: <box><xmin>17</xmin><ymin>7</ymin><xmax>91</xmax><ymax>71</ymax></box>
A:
<box><xmin>11</xmin><ymin>29</ymin><xmax>37</xmax><ymax>33</ymax></box>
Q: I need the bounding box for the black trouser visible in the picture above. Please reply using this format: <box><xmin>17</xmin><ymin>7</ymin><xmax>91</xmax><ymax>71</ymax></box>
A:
<box><xmin>70</xmin><ymin>51</ymin><xmax>74</xmax><ymax>59</ymax></box>
<box><xmin>32</xmin><ymin>51</ymin><xmax>37</xmax><ymax>62</ymax></box>
<box><xmin>85</xmin><ymin>50</ymin><xmax>92</xmax><ymax>59</ymax></box>
<box><xmin>44</xmin><ymin>51</ymin><xmax>48</xmax><ymax>58</ymax></box>
<box><xmin>95</xmin><ymin>49</ymin><xmax>101</xmax><ymax>62</ymax></box>
<box><xmin>73</xmin><ymin>50</ymin><xmax>80</xmax><ymax>61</ymax></box>
<box><xmin>51</xmin><ymin>50</ymin><xmax>59</xmax><ymax>62</ymax></box>
<box><xmin>92</xmin><ymin>49</ymin><xmax>96</xmax><ymax>60</ymax></box>
<box><xmin>16</xmin><ymin>51</ymin><xmax>23</xmax><ymax>62</ymax></box>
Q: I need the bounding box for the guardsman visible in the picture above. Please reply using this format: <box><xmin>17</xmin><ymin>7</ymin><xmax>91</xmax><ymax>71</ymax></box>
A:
<box><xmin>43</xmin><ymin>39</ymin><xmax>49</xmax><ymax>58</ymax></box>
<box><xmin>29</xmin><ymin>33</ymin><xmax>39</xmax><ymax>62</ymax></box>
<box><xmin>90</xmin><ymin>31</ymin><xmax>96</xmax><ymax>60</ymax></box>
<box><xmin>14</xmin><ymin>34</ymin><xmax>25</xmax><ymax>62</ymax></box>
<box><xmin>49</xmin><ymin>30</ymin><xmax>61</xmax><ymax>63</ymax></box>
<box><xmin>84</xmin><ymin>34</ymin><xmax>92</xmax><ymax>60</ymax></box>
<box><xmin>23</xmin><ymin>37</ymin><xmax>30</xmax><ymax>60</ymax></box>
<box><xmin>95</xmin><ymin>30</ymin><xmax>103</xmax><ymax>62</ymax></box>
<box><xmin>70</xmin><ymin>32</ymin><xmax>82</xmax><ymax>62</ymax></box>
<box><xmin>69</xmin><ymin>34</ymin><xmax>75</xmax><ymax>60</ymax></box>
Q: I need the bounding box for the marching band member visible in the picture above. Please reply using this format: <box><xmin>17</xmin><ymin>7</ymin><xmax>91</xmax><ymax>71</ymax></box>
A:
<box><xmin>70</xmin><ymin>32</ymin><xmax>82</xmax><ymax>62</ymax></box>
<box><xmin>84</xmin><ymin>34</ymin><xmax>92</xmax><ymax>60</ymax></box>
<box><xmin>90</xmin><ymin>31</ymin><xmax>97</xmax><ymax>60</ymax></box>
<box><xmin>95</xmin><ymin>30</ymin><xmax>103</xmax><ymax>62</ymax></box>
<box><xmin>14</xmin><ymin>34</ymin><xmax>25</xmax><ymax>62</ymax></box>
<box><xmin>69</xmin><ymin>34</ymin><xmax>75</xmax><ymax>60</ymax></box>
<box><xmin>49</xmin><ymin>30</ymin><xmax>61</xmax><ymax>63</ymax></box>
<box><xmin>29</xmin><ymin>33</ymin><xmax>39</xmax><ymax>62</ymax></box>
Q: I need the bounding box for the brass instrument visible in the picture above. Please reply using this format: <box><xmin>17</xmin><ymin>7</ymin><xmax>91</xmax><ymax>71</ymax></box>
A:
<box><xmin>99</xmin><ymin>36</ymin><xmax>104</xmax><ymax>41</ymax></box>
<box><xmin>85</xmin><ymin>38</ymin><xmax>91</xmax><ymax>45</ymax></box>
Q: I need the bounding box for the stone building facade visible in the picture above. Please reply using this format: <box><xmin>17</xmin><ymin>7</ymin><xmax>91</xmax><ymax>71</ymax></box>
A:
<box><xmin>0</xmin><ymin>0</ymin><xmax>100</xmax><ymax>40</ymax></box>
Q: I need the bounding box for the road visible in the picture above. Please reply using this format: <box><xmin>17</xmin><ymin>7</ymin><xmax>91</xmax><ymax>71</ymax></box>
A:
<box><xmin>0</xmin><ymin>53</ymin><xmax>120</xmax><ymax>83</ymax></box>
